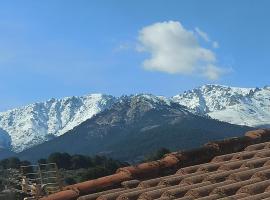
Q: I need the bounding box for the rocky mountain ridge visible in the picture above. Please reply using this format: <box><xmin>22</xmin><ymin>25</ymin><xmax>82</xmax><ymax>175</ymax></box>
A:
<box><xmin>173</xmin><ymin>84</ymin><xmax>270</xmax><ymax>127</ymax></box>
<box><xmin>18</xmin><ymin>94</ymin><xmax>251</xmax><ymax>162</ymax></box>
<box><xmin>0</xmin><ymin>94</ymin><xmax>116</xmax><ymax>152</ymax></box>
<box><xmin>0</xmin><ymin>84</ymin><xmax>269</xmax><ymax>153</ymax></box>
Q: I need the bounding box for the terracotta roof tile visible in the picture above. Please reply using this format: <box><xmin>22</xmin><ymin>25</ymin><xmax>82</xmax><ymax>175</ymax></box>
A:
<box><xmin>205</xmin><ymin>168</ymin><xmax>248</xmax><ymax>183</ymax></box>
<box><xmin>40</xmin><ymin>129</ymin><xmax>270</xmax><ymax>200</ymax></box>
<box><xmin>195</xmin><ymin>194</ymin><xmax>223</xmax><ymax>200</ymax></box>
<box><xmin>239</xmin><ymin>191</ymin><xmax>270</xmax><ymax>200</ymax></box>
<box><xmin>211</xmin><ymin>154</ymin><xmax>234</xmax><ymax>163</ymax></box>
<box><xmin>244</xmin><ymin>141</ymin><xmax>270</xmax><ymax>151</ymax></box>
<box><xmin>176</xmin><ymin>165</ymin><xmax>200</xmax><ymax>175</ymax></box>
<box><xmin>157</xmin><ymin>174</ymin><xmax>196</xmax><ymax>186</ymax></box>
<box><xmin>217</xmin><ymin>193</ymin><xmax>249</xmax><ymax>200</ymax></box>
<box><xmin>116</xmin><ymin>185</ymin><xmax>165</xmax><ymax>200</ymax></box>
<box><xmin>138</xmin><ymin>187</ymin><xmax>170</xmax><ymax>200</ymax></box>
<box><xmin>186</xmin><ymin>180</ymin><xmax>235</xmax><ymax>198</ymax></box>
<box><xmin>121</xmin><ymin>180</ymin><xmax>141</xmax><ymax>189</ymax></box>
<box><xmin>77</xmin><ymin>189</ymin><xmax>125</xmax><ymax>200</ymax></box>
<box><xmin>161</xmin><ymin>181</ymin><xmax>211</xmax><ymax>199</ymax></box>
<box><xmin>237</xmin><ymin>179</ymin><xmax>270</xmax><ymax>195</ymax></box>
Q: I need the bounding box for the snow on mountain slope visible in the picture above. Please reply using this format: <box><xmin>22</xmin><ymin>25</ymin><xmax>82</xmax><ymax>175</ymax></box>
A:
<box><xmin>0</xmin><ymin>94</ymin><xmax>116</xmax><ymax>152</ymax></box>
<box><xmin>1</xmin><ymin>84</ymin><xmax>269</xmax><ymax>153</ymax></box>
<box><xmin>172</xmin><ymin>84</ymin><xmax>270</xmax><ymax>127</ymax></box>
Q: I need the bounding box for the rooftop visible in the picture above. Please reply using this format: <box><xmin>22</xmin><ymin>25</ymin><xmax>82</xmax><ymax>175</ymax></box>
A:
<box><xmin>40</xmin><ymin>129</ymin><xmax>270</xmax><ymax>200</ymax></box>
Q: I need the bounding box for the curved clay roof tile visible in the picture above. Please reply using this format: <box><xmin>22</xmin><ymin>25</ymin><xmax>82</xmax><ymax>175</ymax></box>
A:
<box><xmin>77</xmin><ymin>188</ymin><xmax>125</xmax><ymax>200</ymax></box>
<box><xmin>244</xmin><ymin>157</ymin><xmax>270</xmax><ymax>168</ymax></box>
<box><xmin>121</xmin><ymin>180</ymin><xmax>141</xmax><ymax>189</ymax></box>
<box><xmin>39</xmin><ymin>189</ymin><xmax>79</xmax><ymax>200</ymax></box>
<box><xmin>245</xmin><ymin>142</ymin><xmax>270</xmax><ymax>151</ymax></box>
<box><xmin>212</xmin><ymin>178</ymin><xmax>261</xmax><ymax>196</ymax></box>
<box><xmin>186</xmin><ymin>180</ymin><xmax>235</xmax><ymax>199</ymax></box>
<box><xmin>115</xmin><ymin>186</ymin><xmax>165</xmax><ymax>200</ymax></box>
<box><xmin>211</xmin><ymin>154</ymin><xmax>234</xmax><ymax>163</ymax></box>
<box><xmin>237</xmin><ymin>179</ymin><xmax>270</xmax><ymax>195</ymax></box>
<box><xmin>252</xmin><ymin>167</ymin><xmax>270</xmax><ymax>180</ymax></box>
<box><xmin>197</xmin><ymin>194</ymin><xmax>225</xmax><ymax>200</ymax></box>
<box><xmin>239</xmin><ymin>191</ymin><xmax>270</xmax><ymax>200</ymax></box>
<box><xmin>217</xmin><ymin>193</ymin><xmax>249</xmax><ymax>200</ymax></box>
<box><xmin>161</xmin><ymin>181</ymin><xmax>211</xmax><ymax>199</ymax></box>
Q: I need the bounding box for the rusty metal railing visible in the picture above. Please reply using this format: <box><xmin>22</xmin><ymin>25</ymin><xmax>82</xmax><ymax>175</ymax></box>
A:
<box><xmin>20</xmin><ymin>163</ymin><xmax>63</xmax><ymax>199</ymax></box>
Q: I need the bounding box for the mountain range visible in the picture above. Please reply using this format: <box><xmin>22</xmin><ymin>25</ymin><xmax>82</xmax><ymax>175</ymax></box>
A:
<box><xmin>173</xmin><ymin>84</ymin><xmax>270</xmax><ymax>128</ymax></box>
<box><xmin>18</xmin><ymin>94</ymin><xmax>251</xmax><ymax>162</ymax></box>
<box><xmin>0</xmin><ymin>84</ymin><xmax>269</xmax><ymax>160</ymax></box>
<box><xmin>0</xmin><ymin>94</ymin><xmax>116</xmax><ymax>152</ymax></box>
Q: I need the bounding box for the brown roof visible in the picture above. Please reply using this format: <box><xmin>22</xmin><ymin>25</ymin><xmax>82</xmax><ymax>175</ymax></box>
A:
<box><xmin>40</xmin><ymin>129</ymin><xmax>270</xmax><ymax>200</ymax></box>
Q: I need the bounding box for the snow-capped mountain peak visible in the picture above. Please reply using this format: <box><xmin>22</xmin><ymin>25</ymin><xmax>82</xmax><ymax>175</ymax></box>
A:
<box><xmin>0</xmin><ymin>85</ymin><xmax>269</xmax><ymax>153</ymax></box>
<box><xmin>0</xmin><ymin>94</ymin><xmax>117</xmax><ymax>152</ymax></box>
<box><xmin>172</xmin><ymin>84</ymin><xmax>270</xmax><ymax>127</ymax></box>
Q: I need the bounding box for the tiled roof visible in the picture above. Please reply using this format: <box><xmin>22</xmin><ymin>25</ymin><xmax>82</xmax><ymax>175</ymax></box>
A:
<box><xmin>40</xmin><ymin>129</ymin><xmax>270</xmax><ymax>200</ymax></box>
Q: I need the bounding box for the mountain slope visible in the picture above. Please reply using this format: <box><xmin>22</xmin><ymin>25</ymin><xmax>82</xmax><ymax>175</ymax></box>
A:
<box><xmin>18</xmin><ymin>94</ymin><xmax>251</xmax><ymax>162</ymax></box>
<box><xmin>1</xmin><ymin>84</ymin><xmax>269</xmax><ymax>154</ymax></box>
<box><xmin>172</xmin><ymin>85</ymin><xmax>270</xmax><ymax>128</ymax></box>
<box><xmin>0</xmin><ymin>94</ymin><xmax>116</xmax><ymax>152</ymax></box>
<box><xmin>0</xmin><ymin>128</ymin><xmax>11</xmax><ymax>150</ymax></box>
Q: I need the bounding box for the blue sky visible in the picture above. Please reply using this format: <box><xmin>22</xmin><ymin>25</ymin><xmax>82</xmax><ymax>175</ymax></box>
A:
<box><xmin>0</xmin><ymin>0</ymin><xmax>269</xmax><ymax>111</ymax></box>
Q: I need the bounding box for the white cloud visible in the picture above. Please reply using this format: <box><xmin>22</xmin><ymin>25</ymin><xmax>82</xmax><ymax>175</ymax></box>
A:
<box><xmin>195</xmin><ymin>27</ymin><xmax>210</xmax><ymax>42</ymax></box>
<box><xmin>138</xmin><ymin>21</ymin><xmax>227</xmax><ymax>80</ymax></box>
<box><xmin>195</xmin><ymin>27</ymin><xmax>219</xmax><ymax>49</ymax></box>
<box><xmin>202</xmin><ymin>65</ymin><xmax>228</xmax><ymax>80</ymax></box>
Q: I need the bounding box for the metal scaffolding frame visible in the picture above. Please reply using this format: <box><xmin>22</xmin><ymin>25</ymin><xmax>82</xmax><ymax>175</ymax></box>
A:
<box><xmin>20</xmin><ymin>163</ymin><xmax>63</xmax><ymax>199</ymax></box>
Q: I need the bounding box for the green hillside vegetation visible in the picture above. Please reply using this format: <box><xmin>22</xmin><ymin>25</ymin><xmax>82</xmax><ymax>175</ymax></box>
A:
<box><xmin>0</xmin><ymin>152</ymin><xmax>129</xmax><ymax>189</ymax></box>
